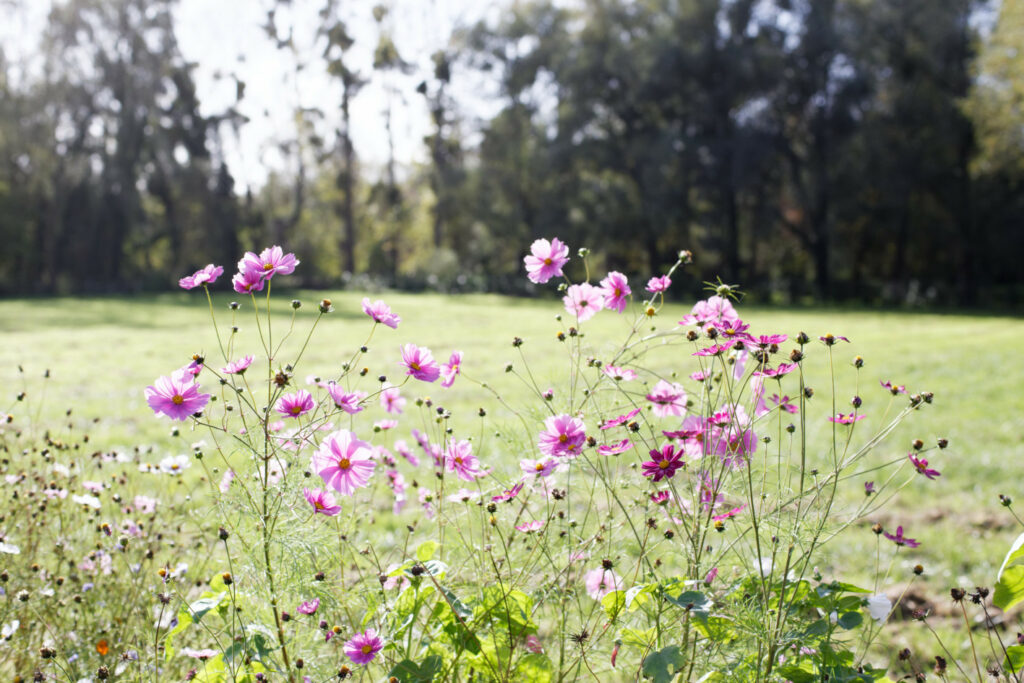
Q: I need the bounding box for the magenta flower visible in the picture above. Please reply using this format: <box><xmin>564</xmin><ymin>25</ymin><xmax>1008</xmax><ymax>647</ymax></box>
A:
<box><xmin>145</xmin><ymin>372</ymin><xmax>211</xmax><ymax>421</ymax></box>
<box><xmin>880</xmin><ymin>380</ymin><xmax>907</xmax><ymax>395</ymax></box>
<box><xmin>445</xmin><ymin>439</ymin><xmax>483</xmax><ymax>482</ymax></box>
<box><xmin>379</xmin><ymin>386</ymin><xmax>405</xmax><ymax>414</ymax></box>
<box><xmin>603</xmin><ymin>364</ymin><xmax>637</xmax><ymax>382</ymax></box>
<box><xmin>327</xmin><ymin>385</ymin><xmax>367</xmax><ymax>414</ymax></box>
<box><xmin>182</xmin><ymin>648</ymin><xmax>220</xmax><ymax>661</ymax></box>
<box><xmin>343</xmin><ymin>628</ymin><xmax>383</xmax><ymax>665</ymax></box>
<box><xmin>563</xmin><ymin>283</ymin><xmax>603</xmax><ymax>322</ymax></box>
<box><xmin>276</xmin><ymin>390</ymin><xmax>315</xmax><ymax>419</ymax></box>
<box><xmin>599</xmin><ymin>271</ymin><xmax>631</xmax><ymax>313</ymax></box>
<box><xmin>749</xmin><ymin>333</ymin><xmax>788</xmax><ymax>350</ymax></box>
<box><xmin>714</xmin><ymin>319</ymin><xmax>753</xmax><ymax>344</ymax></box>
<box><xmin>828</xmin><ymin>413</ymin><xmax>865</xmax><ymax>425</ymax></box>
<box><xmin>231</xmin><ymin>264</ymin><xmax>265</xmax><ymax>294</ymax></box>
<box><xmin>692</xmin><ymin>343</ymin><xmax>735</xmax><ymax>357</ymax></box>
<box><xmin>818</xmin><ymin>333</ymin><xmax>850</xmax><ymax>345</ymax></box>
<box><xmin>524</xmin><ymin>237</ymin><xmax>570</xmax><ymax>284</ymax></box>
<box><xmin>598</xmin><ymin>439</ymin><xmax>631</xmax><ymax>456</ymax></box>
<box><xmin>521</xmin><ymin>458</ymin><xmax>558</xmax><ymax>478</ymax></box>
<box><xmin>864</xmin><ymin>481</ymin><xmax>876</xmax><ymax>495</ymax></box>
<box><xmin>440</xmin><ymin>351</ymin><xmax>463</xmax><ymax>388</ymax></box>
<box><xmin>311</xmin><ymin>430</ymin><xmax>376</xmax><ymax>496</ymax></box>
<box><xmin>222</xmin><ymin>355</ymin><xmax>254</xmax><ymax>375</ymax></box>
<box><xmin>908</xmin><ymin>454</ymin><xmax>941</xmax><ymax>479</ymax></box>
<box><xmin>704</xmin><ymin>567</ymin><xmax>719</xmax><ymax>585</ymax></box>
<box><xmin>492</xmin><ymin>482</ymin><xmax>524</xmax><ymax>502</ymax></box>
<box><xmin>538</xmin><ymin>414</ymin><xmax>587</xmax><ymax>457</ymax></box>
<box><xmin>650</xmin><ymin>491</ymin><xmax>671</xmax><ymax>505</ymax></box>
<box><xmin>516</xmin><ymin>520</ymin><xmax>544</xmax><ymax>533</ymax></box>
<box><xmin>645</xmin><ymin>380</ymin><xmax>687</xmax><ymax>418</ymax></box>
<box><xmin>883</xmin><ymin>525</ymin><xmax>920</xmax><ymax>548</ymax></box>
<box><xmin>304</xmin><ymin>488</ymin><xmax>342</xmax><ymax>516</ymax></box>
<box><xmin>770</xmin><ymin>395</ymin><xmax>799</xmax><ymax>414</ymax></box>
<box><xmin>601</xmin><ymin>408</ymin><xmax>641</xmax><ymax>430</ymax></box>
<box><xmin>297</xmin><ymin>598</ymin><xmax>320</xmax><ymax>615</ymax></box>
<box><xmin>753</xmin><ymin>363</ymin><xmax>797</xmax><ymax>379</ymax></box>
<box><xmin>584</xmin><ymin>568</ymin><xmax>622</xmax><ymax>600</ymax></box>
<box><xmin>362</xmin><ymin>298</ymin><xmax>401</xmax><ymax>329</ymax></box>
<box><xmin>712</xmin><ymin>504</ymin><xmax>746</xmax><ymax>521</ymax></box>
<box><xmin>240</xmin><ymin>245</ymin><xmax>299</xmax><ymax>280</ymax></box>
<box><xmin>645</xmin><ymin>275</ymin><xmax>671</xmax><ymax>294</ymax></box>
<box><xmin>179</xmin><ymin>264</ymin><xmax>224</xmax><ymax>290</ymax></box>
<box><xmin>641</xmin><ymin>444</ymin><xmax>684</xmax><ymax>482</ymax></box>
<box><xmin>400</xmin><ymin>344</ymin><xmax>441</xmax><ymax>383</ymax></box>
<box><xmin>680</xmin><ymin>296</ymin><xmax>739</xmax><ymax>326</ymax></box>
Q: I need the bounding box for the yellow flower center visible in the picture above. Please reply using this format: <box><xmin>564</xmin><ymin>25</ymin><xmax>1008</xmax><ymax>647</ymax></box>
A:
<box><xmin>558</xmin><ymin>434</ymin><xmax>568</xmax><ymax>443</ymax></box>
<box><xmin>315</xmin><ymin>501</ymin><xmax>324</xmax><ymax>510</ymax></box>
<box><xmin>263</xmin><ymin>263</ymin><xmax>274</xmax><ymax>271</ymax></box>
<box><xmin>172</xmin><ymin>394</ymin><xmax>184</xmax><ymax>405</ymax></box>
<box><xmin>543</xmin><ymin>257</ymin><xmax>552</xmax><ymax>265</ymax></box>
<box><xmin>645</xmin><ymin>306</ymin><xmax>656</xmax><ymax>317</ymax></box>
<box><xmin>361</xmin><ymin>644</ymin><xmax>373</xmax><ymax>654</ymax></box>
<box><xmin>338</xmin><ymin>458</ymin><xmax>351</xmax><ymax>470</ymax></box>
<box><xmin>411</xmin><ymin>362</ymin><xmax>421</xmax><ymax>370</ymax></box>
<box><xmin>659</xmin><ymin>460</ymin><xmax>670</xmax><ymax>470</ymax></box>
<box><xmin>290</xmin><ymin>405</ymin><xmax>302</xmax><ymax>415</ymax></box>
<box><xmin>535</xmin><ymin>463</ymin><xmax>545</xmax><ymax>471</ymax></box>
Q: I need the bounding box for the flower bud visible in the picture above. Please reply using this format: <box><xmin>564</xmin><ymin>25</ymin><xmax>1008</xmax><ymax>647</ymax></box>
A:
<box><xmin>291</xmin><ymin>299</ymin><xmax>301</xmax><ymax>309</ymax></box>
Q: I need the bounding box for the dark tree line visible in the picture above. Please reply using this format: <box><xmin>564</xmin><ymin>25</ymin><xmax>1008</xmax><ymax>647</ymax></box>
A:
<box><xmin>1</xmin><ymin>0</ymin><xmax>1022</xmax><ymax>306</ymax></box>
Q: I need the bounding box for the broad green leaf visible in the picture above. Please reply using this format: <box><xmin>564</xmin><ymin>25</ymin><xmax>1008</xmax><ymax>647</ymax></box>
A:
<box><xmin>777</xmin><ymin>661</ymin><xmax>817</xmax><ymax>683</ymax></box>
<box><xmin>1004</xmin><ymin>644</ymin><xmax>1024</xmax><ymax>674</ymax></box>
<box><xmin>692</xmin><ymin>616</ymin><xmax>736</xmax><ymax>642</ymax></box>
<box><xmin>837</xmin><ymin>611</ymin><xmax>863</xmax><ymax>630</ymax></box>
<box><xmin>994</xmin><ymin>565</ymin><xmax>1024</xmax><ymax>610</ymax></box>
<box><xmin>416</xmin><ymin>541</ymin><xmax>439</xmax><ymax>562</ymax></box>
<box><xmin>626</xmin><ymin>583</ymin><xmax>658</xmax><ymax>612</ymax></box>
<box><xmin>641</xmin><ymin>645</ymin><xmax>686</xmax><ymax>683</ymax></box>
<box><xmin>663</xmin><ymin>590</ymin><xmax>711</xmax><ymax>615</ymax></box>
<box><xmin>389</xmin><ymin>655</ymin><xmax>443</xmax><ymax>683</ymax></box>
<box><xmin>187</xmin><ymin>592</ymin><xmax>225</xmax><ymax>621</ymax></box>
<box><xmin>620</xmin><ymin>627</ymin><xmax>656</xmax><ymax>649</ymax></box>
<box><xmin>163</xmin><ymin>610</ymin><xmax>193</xmax><ymax>660</ymax></box>
<box><xmin>602</xmin><ymin>590</ymin><xmax>626</xmax><ymax>620</ymax></box>
<box><xmin>998</xmin><ymin>532</ymin><xmax>1024</xmax><ymax>577</ymax></box>
<box><xmin>514</xmin><ymin>653</ymin><xmax>553</xmax><ymax>683</ymax></box>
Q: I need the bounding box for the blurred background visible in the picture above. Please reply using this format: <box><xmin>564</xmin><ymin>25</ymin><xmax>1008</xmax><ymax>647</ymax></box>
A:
<box><xmin>0</xmin><ymin>0</ymin><xmax>1022</xmax><ymax>307</ymax></box>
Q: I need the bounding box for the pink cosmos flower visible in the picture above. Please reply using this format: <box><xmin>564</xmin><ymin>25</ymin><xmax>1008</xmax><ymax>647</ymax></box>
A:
<box><xmin>600</xmin><ymin>408</ymin><xmax>640</xmax><ymax>430</ymax></box>
<box><xmin>525</xmin><ymin>635</ymin><xmax>544</xmax><ymax>654</ymax></box>
<box><xmin>492</xmin><ymin>482</ymin><xmax>524</xmax><ymax>502</ymax></box>
<box><xmin>394</xmin><ymin>440</ymin><xmax>419</xmax><ymax>467</ymax></box>
<box><xmin>297</xmin><ymin>598</ymin><xmax>320</xmax><ymax>615</ymax></box>
<box><xmin>134</xmin><ymin>495</ymin><xmax>158</xmax><ymax>514</ymax></box>
<box><xmin>641</xmin><ymin>444</ymin><xmax>684</xmax><ymax>482</ymax></box>
<box><xmin>276</xmin><ymin>390</ymin><xmax>315</xmax><ymax>419</ymax></box>
<box><xmin>524</xmin><ymin>237</ymin><xmax>570</xmax><ymax>284</ymax></box>
<box><xmin>693</xmin><ymin>343</ymin><xmax>735</xmax><ymax>357</ymax></box>
<box><xmin>179</xmin><ymin>264</ymin><xmax>224</xmax><ymax>290</ymax></box>
<box><xmin>714</xmin><ymin>319</ymin><xmax>753</xmax><ymax>344</ymax></box>
<box><xmin>749</xmin><ymin>333</ymin><xmax>788</xmax><ymax>350</ymax></box>
<box><xmin>304</xmin><ymin>488</ymin><xmax>342</xmax><ymax>516</ymax></box>
<box><xmin>712</xmin><ymin>504</ymin><xmax>746</xmax><ymax>521</ymax></box>
<box><xmin>219</xmin><ymin>469</ymin><xmax>235</xmax><ymax>493</ymax></box>
<box><xmin>680</xmin><ymin>295</ymin><xmax>739</xmax><ymax>326</ymax></box>
<box><xmin>362</xmin><ymin>298</ymin><xmax>401</xmax><ymax>329</ymax></box>
<box><xmin>182</xmin><ymin>648</ymin><xmax>219</xmax><ymax>661</ymax></box>
<box><xmin>516</xmin><ymin>520</ymin><xmax>544</xmax><ymax>533</ymax></box>
<box><xmin>818</xmin><ymin>333</ymin><xmax>850</xmax><ymax>345</ymax></box>
<box><xmin>603</xmin><ymin>364</ymin><xmax>637</xmax><ymax>382</ymax></box>
<box><xmin>883</xmin><ymin>525</ymin><xmax>920</xmax><ymax>548</ymax></box>
<box><xmin>145</xmin><ymin>372</ymin><xmax>211</xmax><ymax>421</ymax></box>
<box><xmin>704</xmin><ymin>567</ymin><xmax>719</xmax><ymax>585</ymax></box>
<box><xmin>327</xmin><ymin>385</ymin><xmax>366</xmax><ymax>414</ymax></box>
<box><xmin>598</xmin><ymin>439</ymin><xmax>631</xmax><ymax>456</ymax></box>
<box><xmin>343</xmin><ymin>628</ymin><xmax>383</xmax><ymax>665</ymax></box>
<box><xmin>880</xmin><ymin>380</ymin><xmax>907</xmax><ymax>395</ymax></box>
<box><xmin>828</xmin><ymin>413</ymin><xmax>865</xmax><ymax>425</ymax></box>
<box><xmin>232</xmin><ymin>264</ymin><xmax>265</xmax><ymax>294</ymax></box>
<box><xmin>908</xmin><ymin>454</ymin><xmax>941</xmax><ymax>479</ymax></box>
<box><xmin>771</xmin><ymin>395</ymin><xmax>799</xmax><ymax>414</ymax></box>
<box><xmin>311</xmin><ymin>430</ymin><xmax>376</xmax><ymax>496</ymax></box>
<box><xmin>645</xmin><ymin>380</ymin><xmax>687</xmax><ymax>418</ymax></box>
<box><xmin>599</xmin><ymin>271</ymin><xmax>631</xmax><ymax>313</ymax></box>
<box><xmin>83</xmin><ymin>481</ymin><xmax>103</xmax><ymax>493</ymax></box>
<box><xmin>646</xmin><ymin>275</ymin><xmax>671</xmax><ymax>293</ymax></box>
<box><xmin>222</xmin><ymin>355</ymin><xmax>254</xmax><ymax>375</ymax></box>
<box><xmin>690</xmin><ymin>371</ymin><xmax>710</xmax><ymax>382</ymax></box>
<box><xmin>375</xmin><ymin>419</ymin><xmax>398</xmax><ymax>431</ymax></box>
<box><xmin>864</xmin><ymin>481</ymin><xmax>876</xmax><ymax>495</ymax></box>
<box><xmin>441</xmin><ymin>351</ymin><xmax>463</xmax><ymax>388</ymax></box>
<box><xmin>448</xmin><ymin>488</ymin><xmax>481</xmax><ymax>503</ymax></box>
<box><xmin>400</xmin><ymin>344</ymin><xmax>441</xmax><ymax>382</ymax></box>
<box><xmin>521</xmin><ymin>458</ymin><xmax>558</xmax><ymax>478</ymax></box>
<box><xmin>563</xmin><ymin>283</ymin><xmax>603</xmax><ymax>322</ymax></box>
<box><xmin>240</xmin><ymin>245</ymin><xmax>299</xmax><ymax>280</ymax></box>
<box><xmin>445</xmin><ymin>439</ymin><xmax>483</xmax><ymax>482</ymax></box>
<box><xmin>379</xmin><ymin>386</ymin><xmax>405</xmax><ymax>414</ymax></box>
<box><xmin>584</xmin><ymin>568</ymin><xmax>622</xmax><ymax>600</ymax></box>
<box><xmin>753</xmin><ymin>363</ymin><xmax>797</xmax><ymax>379</ymax></box>
<box><xmin>538</xmin><ymin>414</ymin><xmax>587</xmax><ymax>458</ymax></box>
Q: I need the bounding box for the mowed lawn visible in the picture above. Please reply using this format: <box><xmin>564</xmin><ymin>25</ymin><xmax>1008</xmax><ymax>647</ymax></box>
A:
<box><xmin>2</xmin><ymin>290</ymin><xmax>1023</xmax><ymax>633</ymax></box>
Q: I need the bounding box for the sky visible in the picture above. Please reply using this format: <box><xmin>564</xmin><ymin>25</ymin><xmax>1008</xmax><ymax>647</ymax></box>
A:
<box><xmin>0</xmin><ymin>0</ymin><xmax>508</xmax><ymax>190</ymax></box>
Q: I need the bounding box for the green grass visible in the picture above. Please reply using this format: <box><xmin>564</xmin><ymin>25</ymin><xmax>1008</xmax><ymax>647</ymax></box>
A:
<box><xmin>2</xmin><ymin>290</ymin><xmax>1023</xmax><ymax>674</ymax></box>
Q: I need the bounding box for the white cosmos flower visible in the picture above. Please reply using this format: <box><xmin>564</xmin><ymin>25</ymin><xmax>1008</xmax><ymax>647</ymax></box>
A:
<box><xmin>867</xmin><ymin>594</ymin><xmax>892</xmax><ymax>623</ymax></box>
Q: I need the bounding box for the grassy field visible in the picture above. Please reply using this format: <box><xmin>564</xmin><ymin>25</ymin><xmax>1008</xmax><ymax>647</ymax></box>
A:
<box><xmin>3</xmin><ymin>289</ymin><xmax>1023</xmax><ymax>672</ymax></box>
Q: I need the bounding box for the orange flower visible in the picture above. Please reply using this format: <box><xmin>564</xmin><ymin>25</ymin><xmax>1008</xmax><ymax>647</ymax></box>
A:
<box><xmin>95</xmin><ymin>640</ymin><xmax>109</xmax><ymax>656</ymax></box>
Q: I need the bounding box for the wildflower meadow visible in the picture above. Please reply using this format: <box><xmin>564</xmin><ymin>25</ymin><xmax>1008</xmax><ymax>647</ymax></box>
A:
<box><xmin>2</xmin><ymin>242</ymin><xmax>1024</xmax><ymax>683</ymax></box>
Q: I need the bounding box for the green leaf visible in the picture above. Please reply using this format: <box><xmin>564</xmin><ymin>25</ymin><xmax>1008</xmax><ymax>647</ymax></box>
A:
<box><xmin>994</xmin><ymin>565</ymin><xmax>1024</xmax><ymax>611</ymax></box>
<box><xmin>999</xmin><ymin>532</ymin><xmax>1024</xmax><ymax>577</ymax></box>
<box><xmin>1004</xmin><ymin>644</ymin><xmax>1024</xmax><ymax>674</ymax></box>
<box><xmin>187</xmin><ymin>592</ymin><xmax>225</xmax><ymax>621</ymax></box>
<box><xmin>389</xmin><ymin>655</ymin><xmax>443</xmax><ymax>683</ymax></box>
<box><xmin>837</xmin><ymin>611</ymin><xmax>863</xmax><ymax>630</ymax></box>
<box><xmin>663</xmin><ymin>590</ymin><xmax>711</xmax><ymax>616</ymax></box>
<box><xmin>416</xmin><ymin>541</ymin><xmax>439</xmax><ymax>562</ymax></box>
<box><xmin>620</xmin><ymin>627</ymin><xmax>656</xmax><ymax>650</ymax></box>
<box><xmin>641</xmin><ymin>645</ymin><xmax>686</xmax><ymax>683</ymax></box>
<box><xmin>514</xmin><ymin>653</ymin><xmax>553</xmax><ymax>683</ymax></box>
<box><xmin>601</xmin><ymin>590</ymin><xmax>626</xmax><ymax>620</ymax></box>
<box><xmin>692</xmin><ymin>616</ymin><xmax>736</xmax><ymax>642</ymax></box>
<box><xmin>777</xmin><ymin>661</ymin><xmax>817</xmax><ymax>683</ymax></box>
<box><xmin>163</xmin><ymin>610</ymin><xmax>193</xmax><ymax>660</ymax></box>
<box><xmin>626</xmin><ymin>583</ymin><xmax>658</xmax><ymax>612</ymax></box>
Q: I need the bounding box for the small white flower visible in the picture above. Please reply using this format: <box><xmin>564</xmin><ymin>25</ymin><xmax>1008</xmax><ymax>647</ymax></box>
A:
<box><xmin>159</xmin><ymin>454</ymin><xmax>191</xmax><ymax>475</ymax></box>
<box><xmin>867</xmin><ymin>594</ymin><xmax>892</xmax><ymax>623</ymax></box>
<box><xmin>71</xmin><ymin>494</ymin><xmax>101</xmax><ymax>509</ymax></box>
<box><xmin>1</xmin><ymin>619</ymin><xmax>19</xmax><ymax>639</ymax></box>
